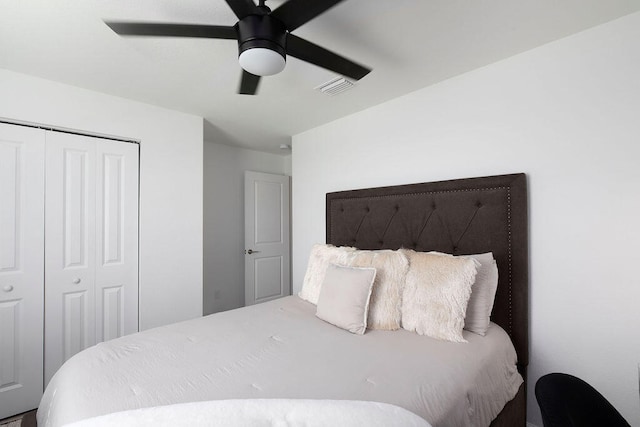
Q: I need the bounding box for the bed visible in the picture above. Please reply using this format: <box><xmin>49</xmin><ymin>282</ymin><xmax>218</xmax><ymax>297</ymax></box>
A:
<box><xmin>325</xmin><ymin>173</ymin><xmax>528</xmax><ymax>426</ymax></box>
<box><xmin>37</xmin><ymin>173</ymin><xmax>528</xmax><ymax>427</ymax></box>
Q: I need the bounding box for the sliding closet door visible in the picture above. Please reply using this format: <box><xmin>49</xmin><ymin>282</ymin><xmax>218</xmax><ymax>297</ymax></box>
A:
<box><xmin>95</xmin><ymin>140</ymin><xmax>139</xmax><ymax>343</ymax></box>
<box><xmin>44</xmin><ymin>132</ymin><xmax>97</xmax><ymax>385</ymax></box>
<box><xmin>44</xmin><ymin>132</ymin><xmax>139</xmax><ymax>385</ymax></box>
<box><xmin>0</xmin><ymin>123</ymin><xmax>45</xmax><ymax>419</ymax></box>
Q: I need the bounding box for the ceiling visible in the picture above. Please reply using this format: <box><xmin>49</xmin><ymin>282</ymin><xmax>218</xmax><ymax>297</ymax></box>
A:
<box><xmin>2</xmin><ymin>0</ymin><xmax>640</xmax><ymax>154</ymax></box>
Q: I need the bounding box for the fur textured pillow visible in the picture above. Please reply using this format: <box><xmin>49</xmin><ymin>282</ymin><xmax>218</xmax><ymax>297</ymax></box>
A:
<box><xmin>348</xmin><ymin>249</ymin><xmax>409</xmax><ymax>330</ymax></box>
<box><xmin>298</xmin><ymin>244</ymin><xmax>356</xmax><ymax>305</ymax></box>
<box><xmin>400</xmin><ymin>250</ymin><xmax>479</xmax><ymax>342</ymax></box>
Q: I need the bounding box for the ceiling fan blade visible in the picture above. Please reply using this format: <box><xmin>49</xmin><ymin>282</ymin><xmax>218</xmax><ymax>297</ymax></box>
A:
<box><xmin>287</xmin><ymin>34</ymin><xmax>371</xmax><ymax>81</ymax></box>
<box><xmin>239</xmin><ymin>70</ymin><xmax>261</xmax><ymax>95</ymax></box>
<box><xmin>225</xmin><ymin>0</ymin><xmax>259</xmax><ymax>19</ymax></box>
<box><xmin>105</xmin><ymin>22</ymin><xmax>237</xmax><ymax>39</ymax></box>
<box><xmin>271</xmin><ymin>0</ymin><xmax>344</xmax><ymax>32</ymax></box>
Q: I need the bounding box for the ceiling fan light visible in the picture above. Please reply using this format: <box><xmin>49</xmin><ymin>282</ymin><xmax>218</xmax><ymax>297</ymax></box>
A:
<box><xmin>239</xmin><ymin>48</ymin><xmax>286</xmax><ymax>76</ymax></box>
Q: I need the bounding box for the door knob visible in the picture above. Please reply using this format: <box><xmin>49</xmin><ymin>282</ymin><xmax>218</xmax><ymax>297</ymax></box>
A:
<box><xmin>246</xmin><ymin>249</ymin><xmax>260</xmax><ymax>255</ymax></box>
<box><xmin>72</xmin><ymin>278</ymin><xmax>82</xmax><ymax>284</ymax></box>
<box><xmin>2</xmin><ymin>285</ymin><xmax>13</xmax><ymax>292</ymax></box>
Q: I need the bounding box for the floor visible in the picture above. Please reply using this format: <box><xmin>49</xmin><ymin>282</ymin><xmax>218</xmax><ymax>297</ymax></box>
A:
<box><xmin>0</xmin><ymin>410</ymin><xmax>37</xmax><ymax>427</ymax></box>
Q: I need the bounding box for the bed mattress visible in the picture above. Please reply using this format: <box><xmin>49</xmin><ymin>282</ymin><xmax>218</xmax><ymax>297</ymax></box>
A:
<box><xmin>38</xmin><ymin>296</ymin><xmax>522</xmax><ymax>427</ymax></box>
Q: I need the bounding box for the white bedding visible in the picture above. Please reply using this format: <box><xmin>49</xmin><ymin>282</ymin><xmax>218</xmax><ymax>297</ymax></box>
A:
<box><xmin>38</xmin><ymin>296</ymin><xmax>522</xmax><ymax>427</ymax></box>
<box><xmin>65</xmin><ymin>399</ymin><xmax>432</xmax><ymax>427</ymax></box>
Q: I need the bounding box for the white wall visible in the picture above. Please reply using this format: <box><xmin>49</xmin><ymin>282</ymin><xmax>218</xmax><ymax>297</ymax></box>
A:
<box><xmin>292</xmin><ymin>12</ymin><xmax>640</xmax><ymax>427</ymax></box>
<box><xmin>203</xmin><ymin>141</ymin><xmax>290</xmax><ymax>314</ymax></box>
<box><xmin>0</xmin><ymin>69</ymin><xmax>203</xmax><ymax>330</ymax></box>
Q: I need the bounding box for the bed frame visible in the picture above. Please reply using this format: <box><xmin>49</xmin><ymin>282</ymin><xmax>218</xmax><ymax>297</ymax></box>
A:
<box><xmin>326</xmin><ymin>173</ymin><xmax>528</xmax><ymax>426</ymax></box>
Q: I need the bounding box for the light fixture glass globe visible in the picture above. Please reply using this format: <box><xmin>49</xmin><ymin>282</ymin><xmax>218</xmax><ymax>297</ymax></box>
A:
<box><xmin>239</xmin><ymin>48</ymin><xmax>286</xmax><ymax>76</ymax></box>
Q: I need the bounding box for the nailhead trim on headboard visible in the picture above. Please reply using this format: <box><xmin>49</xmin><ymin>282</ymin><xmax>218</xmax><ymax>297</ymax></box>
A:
<box><xmin>507</xmin><ymin>187</ymin><xmax>513</xmax><ymax>336</ymax></box>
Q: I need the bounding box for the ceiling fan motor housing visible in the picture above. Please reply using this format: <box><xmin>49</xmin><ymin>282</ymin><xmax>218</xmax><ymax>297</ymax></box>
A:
<box><xmin>236</xmin><ymin>14</ymin><xmax>287</xmax><ymax>59</ymax></box>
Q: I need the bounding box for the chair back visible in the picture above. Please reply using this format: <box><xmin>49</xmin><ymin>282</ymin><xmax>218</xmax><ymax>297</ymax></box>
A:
<box><xmin>535</xmin><ymin>373</ymin><xmax>630</xmax><ymax>427</ymax></box>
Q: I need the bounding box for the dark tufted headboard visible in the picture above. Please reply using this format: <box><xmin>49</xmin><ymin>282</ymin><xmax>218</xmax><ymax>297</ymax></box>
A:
<box><xmin>326</xmin><ymin>173</ymin><xmax>529</xmax><ymax>374</ymax></box>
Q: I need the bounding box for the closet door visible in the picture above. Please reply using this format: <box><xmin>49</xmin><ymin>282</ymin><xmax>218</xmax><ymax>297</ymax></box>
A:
<box><xmin>44</xmin><ymin>132</ymin><xmax>139</xmax><ymax>386</ymax></box>
<box><xmin>0</xmin><ymin>123</ymin><xmax>45</xmax><ymax>419</ymax></box>
<box><xmin>95</xmin><ymin>140</ymin><xmax>139</xmax><ymax>343</ymax></box>
<box><xmin>44</xmin><ymin>132</ymin><xmax>97</xmax><ymax>385</ymax></box>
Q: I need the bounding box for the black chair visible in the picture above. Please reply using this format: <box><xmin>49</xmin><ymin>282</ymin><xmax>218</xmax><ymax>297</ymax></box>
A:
<box><xmin>535</xmin><ymin>373</ymin><xmax>631</xmax><ymax>427</ymax></box>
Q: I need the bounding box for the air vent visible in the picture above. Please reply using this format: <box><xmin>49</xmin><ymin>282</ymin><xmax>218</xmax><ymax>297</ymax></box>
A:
<box><xmin>315</xmin><ymin>77</ymin><xmax>355</xmax><ymax>96</ymax></box>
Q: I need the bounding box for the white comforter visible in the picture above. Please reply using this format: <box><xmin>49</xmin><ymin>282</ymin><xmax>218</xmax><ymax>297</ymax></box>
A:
<box><xmin>38</xmin><ymin>296</ymin><xmax>522</xmax><ymax>427</ymax></box>
<box><xmin>66</xmin><ymin>399</ymin><xmax>432</xmax><ymax>427</ymax></box>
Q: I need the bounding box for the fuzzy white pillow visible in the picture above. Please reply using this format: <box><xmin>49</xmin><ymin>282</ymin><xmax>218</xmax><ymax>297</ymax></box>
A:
<box><xmin>299</xmin><ymin>244</ymin><xmax>356</xmax><ymax>305</ymax></box>
<box><xmin>316</xmin><ymin>264</ymin><xmax>377</xmax><ymax>335</ymax></box>
<box><xmin>400</xmin><ymin>250</ymin><xmax>479</xmax><ymax>342</ymax></box>
<box><xmin>348</xmin><ymin>249</ymin><xmax>409</xmax><ymax>330</ymax></box>
<box><xmin>462</xmin><ymin>252</ymin><xmax>499</xmax><ymax>336</ymax></box>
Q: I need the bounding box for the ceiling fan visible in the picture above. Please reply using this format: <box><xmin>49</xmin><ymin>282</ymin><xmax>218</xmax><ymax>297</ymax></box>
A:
<box><xmin>105</xmin><ymin>0</ymin><xmax>372</xmax><ymax>95</ymax></box>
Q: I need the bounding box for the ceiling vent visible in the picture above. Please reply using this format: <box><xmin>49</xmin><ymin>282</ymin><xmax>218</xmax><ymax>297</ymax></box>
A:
<box><xmin>315</xmin><ymin>77</ymin><xmax>355</xmax><ymax>96</ymax></box>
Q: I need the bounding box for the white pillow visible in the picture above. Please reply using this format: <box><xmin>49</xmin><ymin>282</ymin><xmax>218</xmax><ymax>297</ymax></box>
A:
<box><xmin>462</xmin><ymin>252</ymin><xmax>499</xmax><ymax>336</ymax></box>
<box><xmin>299</xmin><ymin>244</ymin><xmax>356</xmax><ymax>305</ymax></box>
<box><xmin>400</xmin><ymin>250</ymin><xmax>479</xmax><ymax>342</ymax></box>
<box><xmin>347</xmin><ymin>249</ymin><xmax>409</xmax><ymax>330</ymax></box>
<box><xmin>316</xmin><ymin>264</ymin><xmax>377</xmax><ymax>335</ymax></box>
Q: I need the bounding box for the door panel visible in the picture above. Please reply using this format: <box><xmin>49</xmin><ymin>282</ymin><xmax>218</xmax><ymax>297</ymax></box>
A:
<box><xmin>0</xmin><ymin>142</ymin><xmax>20</xmax><ymax>273</ymax></box>
<box><xmin>254</xmin><ymin>256</ymin><xmax>284</xmax><ymax>301</ymax></box>
<box><xmin>101</xmin><ymin>153</ymin><xmax>124</xmax><ymax>265</ymax></box>
<box><xmin>95</xmin><ymin>140</ymin><xmax>139</xmax><ymax>342</ymax></box>
<box><xmin>45</xmin><ymin>132</ymin><xmax>96</xmax><ymax>386</ymax></box>
<box><xmin>0</xmin><ymin>123</ymin><xmax>45</xmax><ymax>419</ymax></box>
<box><xmin>244</xmin><ymin>171</ymin><xmax>290</xmax><ymax>306</ymax></box>
<box><xmin>101</xmin><ymin>286</ymin><xmax>123</xmax><ymax>341</ymax></box>
<box><xmin>63</xmin><ymin>149</ymin><xmax>91</xmax><ymax>268</ymax></box>
<box><xmin>255</xmin><ymin>181</ymin><xmax>283</xmax><ymax>244</ymax></box>
<box><xmin>62</xmin><ymin>290</ymin><xmax>89</xmax><ymax>361</ymax></box>
<box><xmin>0</xmin><ymin>300</ymin><xmax>21</xmax><ymax>391</ymax></box>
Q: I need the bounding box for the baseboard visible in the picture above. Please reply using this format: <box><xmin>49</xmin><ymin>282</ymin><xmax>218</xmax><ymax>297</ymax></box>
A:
<box><xmin>527</xmin><ymin>422</ymin><xmax>540</xmax><ymax>427</ymax></box>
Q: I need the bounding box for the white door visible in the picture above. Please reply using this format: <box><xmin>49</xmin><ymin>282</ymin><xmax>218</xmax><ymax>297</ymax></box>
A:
<box><xmin>94</xmin><ymin>140</ymin><xmax>139</xmax><ymax>343</ymax></box>
<box><xmin>244</xmin><ymin>171</ymin><xmax>290</xmax><ymax>306</ymax></box>
<box><xmin>45</xmin><ymin>132</ymin><xmax>97</xmax><ymax>385</ymax></box>
<box><xmin>0</xmin><ymin>123</ymin><xmax>45</xmax><ymax>419</ymax></box>
<box><xmin>44</xmin><ymin>132</ymin><xmax>139</xmax><ymax>385</ymax></box>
